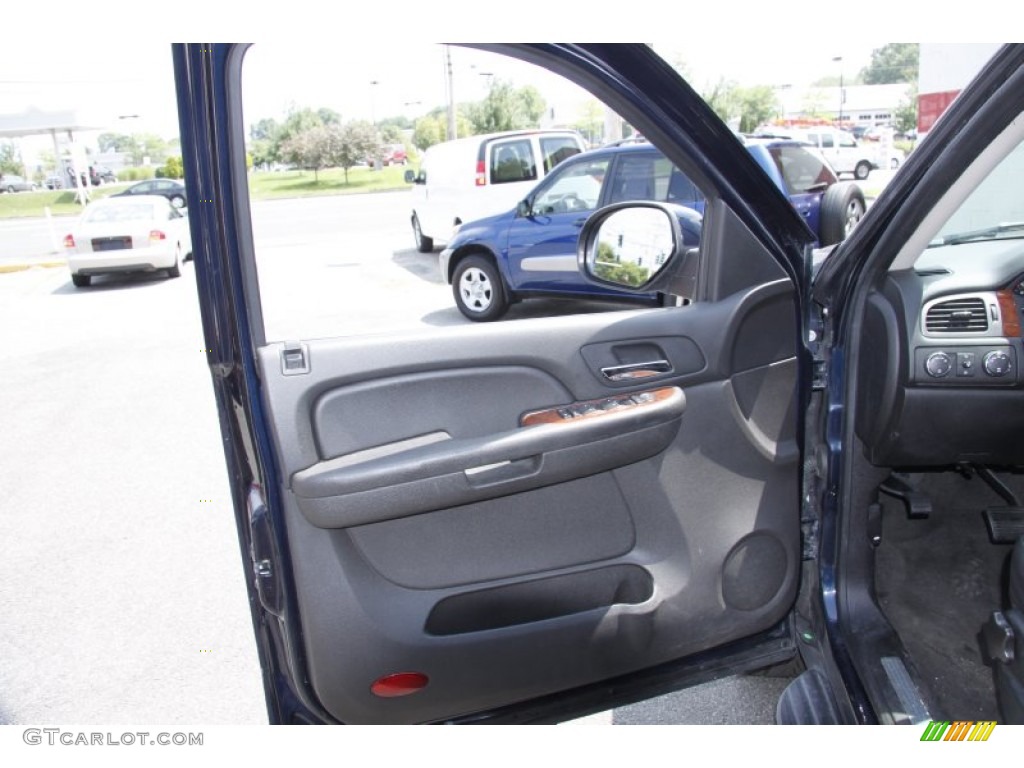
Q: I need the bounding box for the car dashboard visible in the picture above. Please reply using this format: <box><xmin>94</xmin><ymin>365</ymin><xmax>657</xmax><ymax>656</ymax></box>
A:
<box><xmin>856</xmin><ymin>239</ymin><xmax>1024</xmax><ymax>467</ymax></box>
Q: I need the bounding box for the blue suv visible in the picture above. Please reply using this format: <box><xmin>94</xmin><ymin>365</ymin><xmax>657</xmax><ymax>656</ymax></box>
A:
<box><xmin>441</xmin><ymin>138</ymin><xmax>864</xmax><ymax>320</ymax></box>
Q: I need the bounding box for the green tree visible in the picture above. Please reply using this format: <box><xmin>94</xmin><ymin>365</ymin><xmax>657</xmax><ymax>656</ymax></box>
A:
<box><xmin>379</xmin><ymin>124</ymin><xmax>403</xmax><ymax>143</ymax></box>
<box><xmin>467</xmin><ymin>79</ymin><xmax>547</xmax><ymax>134</ymax></box>
<box><xmin>316</xmin><ymin>108</ymin><xmax>341</xmax><ymax>126</ymax></box>
<box><xmin>894</xmin><ymin>86</ymin><xmax>919</xmax><ymax>134</ymax></box>
<box><xmin>735</xmin><ymin>86</ymin><xmax>780</xmax><ymax>133</ymax></box>
<box><xmin>593</xmin><ymin>242</ymin><xmax>650</xmax><ymax>287</ymax></box>
<box><xmin>516</xmin><ymin>85</ymin><xmax>546</xmax><ymax>126</ymax></box>
<box><xmin>97</xmin><ymin>132</ymin><xmax>135</xmax><ymax>153</ymax></box>
<box><xmin>413</xmin><ymin>115</ymin><xmax>445</xmax><ymax>150</ymax></box>
<box><xmin>249</xmin><ymin>118</ymin><xmax>281</xmax><ymax>165</ymax></box>
<box><xmin>860</xmin><ymin>43</ymin><xmax>919</xmax><ymax>85</ymax></box>
<box><xmin>378</xmin><ymin>115</ymin><xmax>413</xmax><ymax>133</ymax></box>
<box><xmin>162</xmin><ymin>156</ymin><xmax>184</xmax><ymax>179</ymax></box>
<box><xmin>573</xmin><ymin>99</ymin><xmax>604</xmax><ymax>145</ymax></box>
<box><xmin>702</xmin><ymin>78</ymin><xmax>742</xmax><ymax>125</ymax></box>
<box><xmin>0</xmin><ymin>142</ymin><xmax>24</xmax><ymax>175</ymax></box>
<box><xmin>280</xmin><ymin>126</ymin><xmax>332</xmax><ymax>181</ymax></box>
<box><xmin>331</xmin><ymin>121</ymin><xmax>379</xmax><ymax>184</ymax></box>
<box><xmin>129</xmin><ymin>133</ymin><xmax>171</xmax><ymax>166</ymax></box>
<box><xmin>701</xmin><ymin>81</ymin><xmax>778</xmax><ymax>132</ymax></box>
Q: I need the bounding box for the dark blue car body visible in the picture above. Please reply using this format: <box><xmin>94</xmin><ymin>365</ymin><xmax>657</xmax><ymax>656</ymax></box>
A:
<box><xmin>169</xmin><ymin>41</ymin><xmax>1024</xmax><ymax>729</ymax></box>
<box><xmin>441</xmin><ymin>140</ymin><xmax>860</xmax><ymax>320</ymax></box>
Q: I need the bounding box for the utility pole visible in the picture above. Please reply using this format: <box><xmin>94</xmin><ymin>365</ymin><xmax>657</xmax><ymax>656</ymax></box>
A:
<box><xmin>445</xmin><ymin>45</ymin><xmax>457</xmax><ymax>141</ymax></box>
<box><xmin>833</xmin><ymin>56</ymin><xmax>845</xmax><ymax>127</ymax></box>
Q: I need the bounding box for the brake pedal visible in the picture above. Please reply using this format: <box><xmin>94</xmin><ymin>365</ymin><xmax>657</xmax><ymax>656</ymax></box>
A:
<box><xmin>984</xmin><ymin>508</ymin><xmax>1024</xmax><ymax>545</ymax></box>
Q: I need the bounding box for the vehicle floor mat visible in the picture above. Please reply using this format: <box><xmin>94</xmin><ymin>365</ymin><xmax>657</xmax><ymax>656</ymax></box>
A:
<box><xmin>875</xmin><ymin>472</ymin><xmax>1018</xmax><ymax>721</ymax></box>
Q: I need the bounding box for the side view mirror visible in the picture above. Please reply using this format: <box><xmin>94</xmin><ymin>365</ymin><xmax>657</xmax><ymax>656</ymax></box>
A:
<box><xmin>577</xmin><ymin>202</ymin><xmax>693</xmax><ymax>292</ymax></box>
<box><xmin>516</xmin><ymin>199</ymin><xmax>532</xmax><ymax>218</ymax></box>
<box><xmin>403</xmin><ymin>169</ymin><xmax>416</xmax><ymax>184</ymax></box>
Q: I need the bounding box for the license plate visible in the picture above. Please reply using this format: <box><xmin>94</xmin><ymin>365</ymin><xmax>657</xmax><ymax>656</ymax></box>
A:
<box><xmin>91</xmin><ymin>237</ymin><xmax>132</xmax><ymax>251</ymax></box>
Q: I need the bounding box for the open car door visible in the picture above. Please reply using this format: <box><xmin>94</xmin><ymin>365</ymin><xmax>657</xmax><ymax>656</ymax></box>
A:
<box><xmin>172</xmin><ymin>43</ymin><xmax>818</xmax><ymax>724</ymax></box>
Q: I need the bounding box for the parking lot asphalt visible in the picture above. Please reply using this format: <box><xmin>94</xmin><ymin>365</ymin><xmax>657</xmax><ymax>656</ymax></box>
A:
<box><xmin>1</xmin><ymin>177</ymin><xmax>909</xmax><ymax>724</ymax></box>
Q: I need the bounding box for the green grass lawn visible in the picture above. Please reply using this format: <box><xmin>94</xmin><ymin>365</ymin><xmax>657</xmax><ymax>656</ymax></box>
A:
<box><xmin>0</xmin><ymin>165</ymin><xmax>410</xmax><ymax>220</ymax></box>
<box><xmin>0</xmin><ymin>187</ymin><xmax>120</xmax><ymax>219</ymax></box>
<box><xmin>245</xmin><ymin>165</ymin><xmax>409</xmax><ymax>198</ymax></box>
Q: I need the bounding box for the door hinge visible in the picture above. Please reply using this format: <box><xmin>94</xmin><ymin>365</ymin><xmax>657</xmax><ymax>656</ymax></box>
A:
<box><xmin>812</xmin><ymin>360</ymin><xmax>828</xmax><ymax>390</ymax></box>
<box><xmin>808</xmin><ymin>304</ymin><xmax>829</xmax><ymax>391</ymax></box>
<box><xmin>247</xmin><ymin>483</ymin><xmax>284</xmax><ymax>616</ymax></box>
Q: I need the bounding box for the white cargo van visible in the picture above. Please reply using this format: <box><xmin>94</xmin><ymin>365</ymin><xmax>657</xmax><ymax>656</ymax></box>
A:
<box><xmin>404</xmin><ymin>130</ymin><xmax>586</xmax><ymax>252</ymax></box>
<box><xmin>788</xmin><ymin>128</ymin><xmax>878</xmax><ymax>180</ymax></box>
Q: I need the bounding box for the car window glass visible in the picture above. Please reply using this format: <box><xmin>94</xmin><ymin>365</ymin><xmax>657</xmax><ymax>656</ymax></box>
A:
<box><xmin>83</xmin><ymin>202</ymin><xmax>155</xmax><ymax>223</ymax></box>
<box><xmin>532</xmin><ymin>158</ymin><xmax>609</xmax><ymax>214</ymax></box>
<box><xmin>540</xmin><ymin>136</ymin><xmax>582</xmax><ymax>174</ymax></box>
<box><xmin>608</xmin><ymin>153</ymin><xmax>671</xmax><ymax>204</ymax></box>
<box><xmin>820</xmin><ymin>134</ymin><xmax>834</xmax><ymax>149</ymax></box>
<box><xmin>490</xmin><ymin>139</ymin><xmax>537</xmax><ymax>184</ymax></box>
<box><xmin>839</xmin><ymin>134</ymin><xmax>857</xmax><ymax>148</ymax></box>
<box><xmin>240</xmin><ymin>44</ymin><xmax>712</xmax><ymax>340</ymax></box>
<box><xmin>930</xmin><ymin>135</ymin><xmax>1024</xmax><ymax>246</ymax></box>
<box><xmin>768</xmin><ymin>145</ymin><xmax>833</xmax><ymax>194</ymax></box>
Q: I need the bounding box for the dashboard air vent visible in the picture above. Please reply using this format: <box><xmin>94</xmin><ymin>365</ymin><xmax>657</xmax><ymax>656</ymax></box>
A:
<box><xmin>926</xmin><ymin>297</ymin><xmax>988</xmax><ymax>333</ymax></box>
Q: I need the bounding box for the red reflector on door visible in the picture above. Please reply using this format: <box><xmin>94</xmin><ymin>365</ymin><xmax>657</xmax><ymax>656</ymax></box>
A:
<box><xmin>370</xmin><ymin>672</ymin><xmax>429</xmax><ymax>698</ymax></box>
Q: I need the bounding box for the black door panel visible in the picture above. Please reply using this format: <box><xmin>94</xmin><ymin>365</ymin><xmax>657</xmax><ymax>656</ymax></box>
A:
<box><xmin>254</xmin><ymin>288</ymin><xmax>799</xmax><ymax>723</ymax></box>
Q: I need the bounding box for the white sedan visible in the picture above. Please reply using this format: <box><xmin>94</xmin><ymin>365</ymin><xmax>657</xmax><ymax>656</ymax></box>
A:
<box><xmin>64</xmin><ymin>195</ymin><xmax>192</xmax><ymax>288</ymax></box>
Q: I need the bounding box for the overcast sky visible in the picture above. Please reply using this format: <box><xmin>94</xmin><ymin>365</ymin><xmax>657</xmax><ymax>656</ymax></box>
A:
<box><xmin>0</xmin><ymin>41</ymin><xmax>890</xmax><ymax>142</ymax></box>
<box><xmin>0</xmin><ymin>2</ymin><xmax>1009</xmax><ymax>149</ymax></box>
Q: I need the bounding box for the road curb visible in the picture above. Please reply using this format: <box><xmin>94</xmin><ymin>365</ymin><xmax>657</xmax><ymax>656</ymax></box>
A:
<box><xmin>0</xmin><ymin>261</ymin><xmax>65</xmax><ymax>274</ymax></box>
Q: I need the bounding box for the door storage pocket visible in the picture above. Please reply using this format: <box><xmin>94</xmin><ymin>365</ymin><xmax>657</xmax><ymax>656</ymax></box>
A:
<box><xmin>424</xmin><ymin>564</ymin><xmax>653</xmax><ymax>636</ymax></box>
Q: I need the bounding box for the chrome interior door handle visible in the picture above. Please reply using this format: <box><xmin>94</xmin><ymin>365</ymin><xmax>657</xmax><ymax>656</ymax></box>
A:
<box><xmin>600</xmin><ymin>360</ymin><xmax>671</xmax><ymax>381</ymax></box>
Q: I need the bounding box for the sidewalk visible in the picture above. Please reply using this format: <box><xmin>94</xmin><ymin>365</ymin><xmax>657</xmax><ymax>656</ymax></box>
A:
<box><xmin>0</xmin><ymin>252</ymin><xmax>66</xmax><ymax>274</ymax></box>
<box><xmin>0</xmin><ymin>214</ymin><xmax>71</xmax><ymax>273</ymax></box>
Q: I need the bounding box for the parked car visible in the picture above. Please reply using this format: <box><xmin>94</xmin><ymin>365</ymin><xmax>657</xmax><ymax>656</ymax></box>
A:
<box><xmin>44</xmin><ymin>175</ymin><xmax>64</xmax><ymax>190</ymax></box>
<box><xmin>112</xmin><ymin>178</ymin><xmax>187</xmax><ymax>209</ymax></box>
<box><xmin>403</xmin><ymin>129</ymin><xmax>586</xmax><ymax>252</ymax></box>
<box><xmin>440</xmin><ymin>139</ymin><xmax>864</xmax><ymax>320</ymax></box>
<box><xmin>91</xmin><ymin>165</ymin><xmax>118</xmax><ymax>184</ymax></box>
<box><xmin>173</xmin><ymin>43</ymin><xmax>1024</xmax><ymax>728</ymax></box>
<box><xmin>62</xmin><ymin>195</ymin><xmax>191</xmax><ymax>287</ymax></box>
<box><xmin>368</xmin><ymin>143</ymin><xmax>407</xmax><ymax>168</ymax></box>
<box><xmin>0</xmin><ymin>174</ymin><xmax>37</xmax><ymax>193</ymax></box>
<box><xmin>769</xmin><ymin>127</ymin><xmax>879</xmax><ymax>180</ymax></box>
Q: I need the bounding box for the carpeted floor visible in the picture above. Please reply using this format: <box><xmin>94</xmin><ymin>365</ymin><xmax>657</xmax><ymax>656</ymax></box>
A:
<box><xmin>875</xmin><ymin>470</ymin><xmax>1018</xmax><ymax>720</ymax></box>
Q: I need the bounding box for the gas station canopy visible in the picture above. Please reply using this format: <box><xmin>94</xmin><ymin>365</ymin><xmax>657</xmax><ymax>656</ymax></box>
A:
<box><xmin>0</xmin><ymin>106</ymin><xmax>107</xmax><ymax>138</ymax></box>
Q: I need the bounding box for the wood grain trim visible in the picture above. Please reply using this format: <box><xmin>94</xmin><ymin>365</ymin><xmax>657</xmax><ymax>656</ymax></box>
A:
<box><xmin>998</xmin><ymin>289</ymin><xmax>1021</xmax><ymax>337</ymax></box>
<box><xmin>520</xmin><ymin>387</ymin><xmax>678</xmax><ymax>427</ymax></box>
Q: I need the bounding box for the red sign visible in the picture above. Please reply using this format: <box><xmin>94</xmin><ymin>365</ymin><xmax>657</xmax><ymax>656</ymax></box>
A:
<box><xmin>918</xmin><ymin>90</ymin><xmax>961</xmax><ymax>133</ymax></box>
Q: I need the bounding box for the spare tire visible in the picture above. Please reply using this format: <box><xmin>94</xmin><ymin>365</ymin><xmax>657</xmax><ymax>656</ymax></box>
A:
<box><xmin>819</xmin><ymin>182</ymin><xmax>866</xmax><ymax>246</ymax></box>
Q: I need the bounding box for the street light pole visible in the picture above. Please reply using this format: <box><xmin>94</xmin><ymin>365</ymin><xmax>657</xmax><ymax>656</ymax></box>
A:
<box><xmin>370</xmin><ymin>80</ymin><xmax>382</xmax><ymax>172</ymax></box>
<box><xmin>832</xmin><ymin>56</ymin><xmax>844</xmax><ymax>127</ymax></box>
<box><xmin>445</xmin><ymin>45</ymin><xmax>457</xmax><ymax>141</ymax></box>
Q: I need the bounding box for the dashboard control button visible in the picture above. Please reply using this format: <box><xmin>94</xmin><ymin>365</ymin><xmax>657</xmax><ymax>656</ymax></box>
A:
<box><xmin>925</xmin><ymin>351</ymin><xmax>952</xmax><ymax>377</ymax></box>
<box><xmin>983</xmin><ymin>350</ymin><xmax>1011</xmax><ymax>377</ymax></box>
<box><xmin>956</xmin><ymin>352</ymin><xmax>976</xmax><ymax>377</ymax></box>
